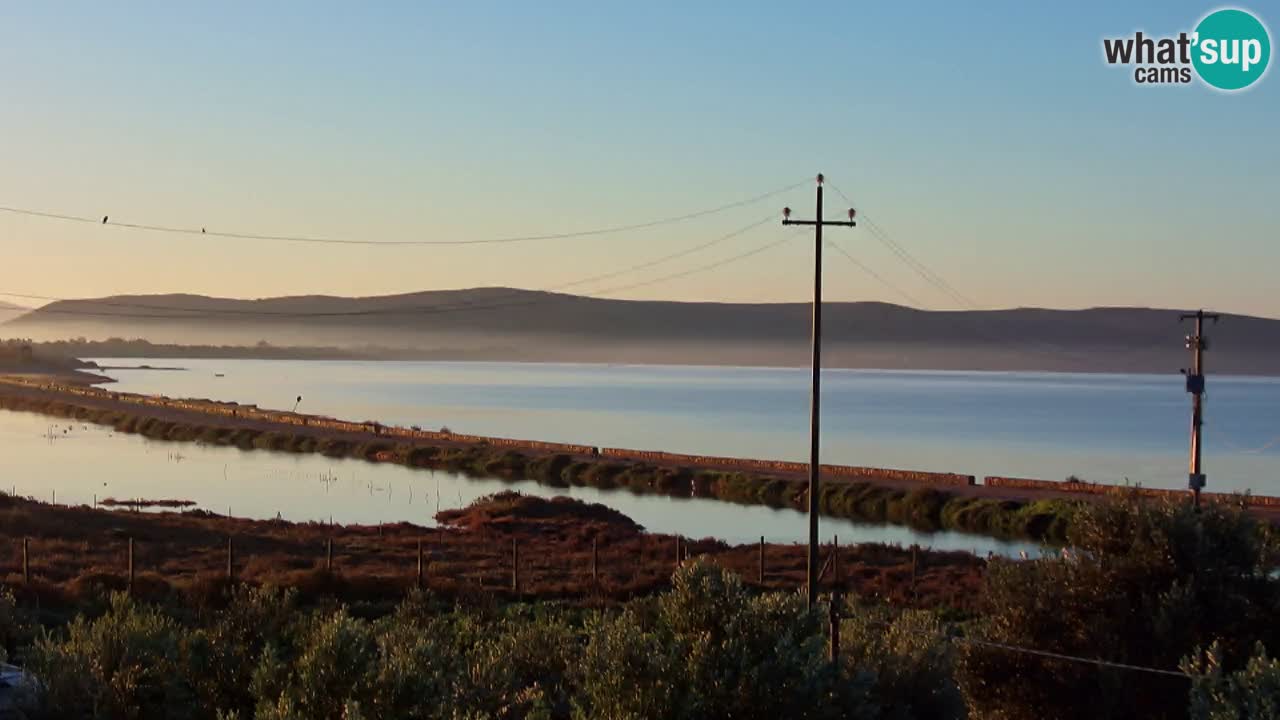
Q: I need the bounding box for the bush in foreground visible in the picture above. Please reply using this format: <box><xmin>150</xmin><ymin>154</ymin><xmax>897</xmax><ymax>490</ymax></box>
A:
<box><xmin>13</xmin><ymin>561</ymin><xmax>966</xmax><ymax>720</ymax></box>
<box><xmin>957</xmin><ymin>491</ymin><xmax>1280</xmax><ymax>720</ymax></box>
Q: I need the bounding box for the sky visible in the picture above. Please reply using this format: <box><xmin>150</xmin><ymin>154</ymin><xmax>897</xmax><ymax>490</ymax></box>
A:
<box><xmin>2</xmin><ymin>1</ymin><xmax>1278</xmax><ymax>316</ymax></box>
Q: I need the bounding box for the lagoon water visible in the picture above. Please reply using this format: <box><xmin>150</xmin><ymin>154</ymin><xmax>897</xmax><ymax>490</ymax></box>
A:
<box><xmin>0</xmin><ymin>410</ymin><xmax>1035</xmax><ymax>556</ymax></box>
<box><xmin>95</xmin><ymin>359</ymin><xmax>1280</xmax><ymax>494</ymax></box>
<box><xmin>4</xmin><ymin>359</ymin><xmax>1279</xmax><ymax>556</ymax></box>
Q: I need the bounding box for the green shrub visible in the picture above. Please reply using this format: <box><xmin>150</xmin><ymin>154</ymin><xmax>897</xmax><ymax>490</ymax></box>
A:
<box><xmin>28</xmin><ymin>593</ymin><xmax>195</xmax><ymax>720</ymax></box>
<box><xmin>253</xmin><ymin>608</ymin><xmax>377</xmax><ymax>720</ymax></box>
<box><xmin>958</xmin><ymin>492</ymin><xmax>1280</xmax><ymax>720</ymax></box>
<box><xmin>186</xmin><ymin>586</ymin><xmax>298</xmax><ymax>718</ymax></box>
<box><xmin>1185</xmin><ymin>642</ymin><xmax>1280</xmax><ymax>719</ymax></box>
<box><xmin>840</xmin><ymin>607</ymin><xmax>963</xmax><ymax>719</ymax></box>
<box><xmin>0</xmin><ymin>586</ymin><xmax>34</xmax><ymax>664</ymax></box>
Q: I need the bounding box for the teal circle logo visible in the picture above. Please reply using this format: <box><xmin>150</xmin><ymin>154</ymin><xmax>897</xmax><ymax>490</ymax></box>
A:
<box><xmin>1192</xmin><ymin>8</ymin><xmax>1271</xmax><ymax>90</ymax></box>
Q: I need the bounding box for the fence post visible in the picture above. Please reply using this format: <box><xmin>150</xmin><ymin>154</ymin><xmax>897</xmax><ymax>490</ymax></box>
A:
<box><xmin>226</xmin><ymin>536</ymin><xmax>235</xmax><ymax>582</ymax></box>
<box><xmin>758</xmin><ymin>536</ymin><xmax>765</xmax><ymax>584</ymax></box>
<box><xmin>591</xmin><ymin>537</ymin><xmax>599</xmax><ymax>588</ymax></box>
<box><xmin>829</xmin><ymin>588</ymin><xmax>842</xmax><ymax>665</ymax></box>
<box><xmin>832</xmin><ymin>535</ymin><xmax>840</xmax><ymax>583</ymax></box>
<box><xmin>326</xmin><ymin>539</ymin><xmax>333</xmax><ymax>573</ymax></box>
<box><xmin>416</xmin><ymin>539</ymin><xmax>424</xmax><ymax>588</ymax></box>
<box><xmin>127</xmin><ymin>537</ymin><xmax>135</xmax><ymax>595</ymax></box>
<box><xmin>911</xmin><ymin>545</ymin><xmax>919</xmax><ymax>600</ymax></box>
<box><xmin>22</xmin><ymin>538</ymin><xmax>29</xmax><ymax>584</ymax></box>
<box><xmin>511</xmin><ymin>538</ymin><xmax>519</xmax><ymax>595</ymax></box>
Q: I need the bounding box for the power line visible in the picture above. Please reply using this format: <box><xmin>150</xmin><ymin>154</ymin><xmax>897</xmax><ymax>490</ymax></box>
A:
<box><xmin>826</xmin><ymin>183</ymin><xmax>1162</xmax><ymax>373</ymax></box>
<box><xmin>953</xmin><ymin>637</ymin><xmax>1189</xmax><ymax>680</ymax></box>
<box><xmin>854</xmin><ymin>615</ymin><xmax>1189</xmax><ymax>680</ymax></box>
<box><xmin>590</xmin><ymin>231</ymin><xmax>792</xmax><ymax>297</ymax></box>
<box><xmin>0</xmin><ymin>219</ymin><xmax>788</xmax><ymax>322</ymax></box>
<box><xmin>0</xmin><ymin>180</ymin><xmax>806</xmax><ymax>247</ymax></box>
<box><xmin>828</xmin><ymin>184</ymin><xmax>976</xmax><ymax>308</ymax></box>
<box><xmin>826</xmin><ymin>240</ymin><xmax>926</xmax><ymax>309</ymax></box>
<box><xmin>542</xmin><ymin>214</ymin><xmax>778</xmax><ymax>293</ymax></box>
<box><xmin>1221</xmin><ymin>433</ymin><xmax>1280</xmax><ymax>454</ymax></box>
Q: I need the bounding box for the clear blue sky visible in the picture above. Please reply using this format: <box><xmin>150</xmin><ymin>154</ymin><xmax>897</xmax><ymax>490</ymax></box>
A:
<box><xmin>2</xmin><ymin>1</ymin><xmax>1277</xmax><ymax>315</ymax></box>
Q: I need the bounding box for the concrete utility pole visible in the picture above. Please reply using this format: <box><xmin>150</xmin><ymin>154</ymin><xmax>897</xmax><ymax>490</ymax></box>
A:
<box><xmin>782</xmin><ymin>174</ymin><xmax>856</xmax><ymax>608</ymax></box>
<box><xmin>1181</xmin><ymin>309</ymin><xmax>1219</xmax><ymax>509</ymax></box>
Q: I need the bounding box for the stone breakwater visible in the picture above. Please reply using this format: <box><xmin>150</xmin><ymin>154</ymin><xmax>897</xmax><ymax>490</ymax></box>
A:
<box><xmin>598</xmin><ymin>448</ymin><xmax>976</xmax><ymax>487</ymax></box>
<box><xmin>983</xmin><ymin>476</ymin><xmax>1280</xmax><ymax>509</ymax></box>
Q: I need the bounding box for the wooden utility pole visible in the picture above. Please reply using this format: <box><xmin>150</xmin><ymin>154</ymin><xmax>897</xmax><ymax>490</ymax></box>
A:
<box><xmin>1181</xmin><ymin>309</ymin><xmax>1219</xmax><ymax>509</ymax></box>
<box><xmin>782</xmin><ymin>173</ymin><xmax>856</xmax><ymax>608</ymax></box>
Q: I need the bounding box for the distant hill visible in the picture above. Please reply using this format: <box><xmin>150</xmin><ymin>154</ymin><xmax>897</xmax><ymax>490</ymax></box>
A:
<box><xmin>6</xmin><ymin>288</ymin><xmax>1279</xmax><ymax>374</ymax></box>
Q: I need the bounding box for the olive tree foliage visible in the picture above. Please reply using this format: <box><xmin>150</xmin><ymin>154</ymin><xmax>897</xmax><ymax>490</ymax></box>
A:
<box><xmin>28</xmin><ymin>592</ymin><xmax>195</xmax><ymax>720</ymax></box>
<box><xmin>251</xmin><ymin>592</ymin><xmax>576</xmax><ymax>720</ymax></box>
<box><xmin>574</xmin><ymin>560</ymin><xmax>877</xmax><ymax>720</ymax></box>
<box><xmin>185</xmin><ymin>585</ymin><xmax>299</xmax><ymax>718</ymax></box>
<box><xmin>839</xmin><ymin>608</ymin><xmax>963</xmax><ymax>720</ymax></box>
<box><xmin>0</xmin><ymin>585</ymin><xmax>35</xmax><ymax>664</ymax></box>
<box><xmin>957</xmin><ymin>492</ymin><xmax>1280</xmax><ymax>720</ymax></box>
<box><xmin>1184</xmin><ymin>642</ymin><xmax>1280</xmax><ymax>720</ymax></box>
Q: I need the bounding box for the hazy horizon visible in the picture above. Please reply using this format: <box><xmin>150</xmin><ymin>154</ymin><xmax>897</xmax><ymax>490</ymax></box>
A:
<box><xmin>3</xmin><ymin>1</ymin><xmax>1277</xmax><ymax>318</ymax></box>
<box><xmin>5</xmin><ymin>286</ymin><xmax>1280</xmax><ymax>322</ymax></box>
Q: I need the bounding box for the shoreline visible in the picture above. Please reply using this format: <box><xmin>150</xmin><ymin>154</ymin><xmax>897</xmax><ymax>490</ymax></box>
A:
<box><xmin>1</xmin><ymin>373</ymin><xmax>1276</xmax><ymax>542</ymax></box>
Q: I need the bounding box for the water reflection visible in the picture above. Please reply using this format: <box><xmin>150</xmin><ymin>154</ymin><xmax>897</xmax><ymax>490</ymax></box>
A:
<box><xmin>0</xmin><ymin>409</ymin><xmax>1037</xmax><ymax>556</ymax></box>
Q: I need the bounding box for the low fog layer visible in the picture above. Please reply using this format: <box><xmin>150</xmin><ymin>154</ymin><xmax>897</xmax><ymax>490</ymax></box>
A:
<box><xmin>6</xmin><ymin>288</ymin><xmax>1280</xmax><ymax>374</ymax></box>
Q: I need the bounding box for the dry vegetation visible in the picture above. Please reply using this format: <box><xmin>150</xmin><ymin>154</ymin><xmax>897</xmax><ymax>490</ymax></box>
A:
<box><xmin>0</xmin><ymin>491</ymin><xmax>984</xmax><ymax>616</ymax></box>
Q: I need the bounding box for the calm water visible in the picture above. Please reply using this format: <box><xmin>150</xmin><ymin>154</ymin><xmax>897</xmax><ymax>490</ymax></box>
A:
<box><xmin>5</xmin><ymin>359</ymin><xmax>1278</xmax><ymax>557</ymax></box>
<box><xmin>0</xmin><ymin>410</ymin><xmax>1034</xmax><ymax>555</ymax></box>
<box><xmin>94</xmin><ymin>359</ymin><xmax>1280</xmax><ymax>494</ymax></box>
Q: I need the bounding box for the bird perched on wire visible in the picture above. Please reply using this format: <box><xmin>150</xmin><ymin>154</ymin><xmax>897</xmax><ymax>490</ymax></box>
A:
<box><xmin>102</xmin><ymin>215</ymin><xmax>108</xmax><ymax>224</ymax></box>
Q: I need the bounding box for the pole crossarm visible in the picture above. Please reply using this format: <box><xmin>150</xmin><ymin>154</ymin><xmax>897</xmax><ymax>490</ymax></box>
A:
<box><xmin>783</xmin><ymin>220</ymin><xmax>857</xmax><ymax>227</ymax></box>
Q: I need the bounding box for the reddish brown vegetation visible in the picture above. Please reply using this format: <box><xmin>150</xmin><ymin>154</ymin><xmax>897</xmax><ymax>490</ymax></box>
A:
<box><xmin>97</xmin><ymin>497</ymin><xmax>197</xmax><ymax>508</ymax></box>
<box><xmin>0</xmin><ymin>491</ymin><xmax>984</xmax><ymax>612</ymax></box>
